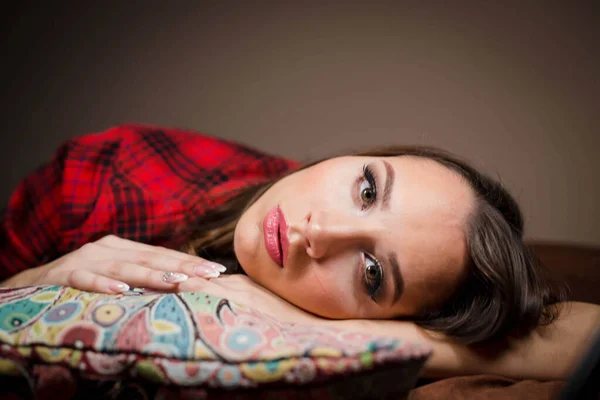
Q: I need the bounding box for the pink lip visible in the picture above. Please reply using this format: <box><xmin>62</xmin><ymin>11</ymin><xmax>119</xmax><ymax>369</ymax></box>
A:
<box><xmin>263</xmin><ymin>206</ymin><xmax>289</xmax><ymax>268</ymax></box>
<box><xmin>278</xmin><ymin>207</ymin><xmax>289</xmax><ymax>267</ymax></box>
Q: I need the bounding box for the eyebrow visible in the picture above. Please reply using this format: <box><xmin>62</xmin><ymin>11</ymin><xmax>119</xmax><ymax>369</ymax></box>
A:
<box><xmin>378</xmin><ymin>160</ymin><xmax>402</xmax><ymax>304</ymax></box>
<box><xmin>381</xmin><ymin>160</ymin><xmax>395</xmax><ymax>210</ymax></box>
<box><xmin>388</xmin><ymin>252</ymin><xmax>404</xmax><ymax>304</ymax></box>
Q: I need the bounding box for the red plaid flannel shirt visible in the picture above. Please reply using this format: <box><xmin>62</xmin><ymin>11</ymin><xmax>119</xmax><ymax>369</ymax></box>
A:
<box><xmin>0</xmin><ymin>124</ymin><xmax>299</xmax><ymax>281</ymax></box>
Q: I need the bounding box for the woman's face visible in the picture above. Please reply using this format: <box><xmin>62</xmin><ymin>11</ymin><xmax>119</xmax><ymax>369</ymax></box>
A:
<box><xmin>234</xmin><ymin>155</ymin><xmax>476</xmax><ymax>319</ymax></box>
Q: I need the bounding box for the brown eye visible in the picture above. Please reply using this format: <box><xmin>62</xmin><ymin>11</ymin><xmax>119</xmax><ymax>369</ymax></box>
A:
<box><xmin>365</xmin><ymin>263</ymin><xmax>380</xmax><ymax>281</ymax></box>
<box><xmin>359</xmin><ymin>165</ymin><xmax>377</xmax><ymax>209</ymax></box>
<box><xmin>363</xmin><ymin>254</ymin><xmax>383</xmax><ymax>302</ymax></box>
<box><xmin>361</xmin><ymin>187</ymin><xmax>375</xmax><ymax>204</ymax></box>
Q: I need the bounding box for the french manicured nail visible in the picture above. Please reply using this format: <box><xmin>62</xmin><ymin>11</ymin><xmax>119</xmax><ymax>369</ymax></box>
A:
<box><xmin>203</xmin><ymin>262</ymin><xmax>227</xmax><ymax>273</ymax></box>
<box><xmin>111</xmin><ymin>282</ymin><xmax>130</xmax><ymax>293</ymax></box>
<box><xmin>162</xmin><ymin>272</ymin><xmax>189</xmax><ymax>284</ymax></box>
<box><xmin>194</xmin><ymin>265</ymin><xmax>220</xmax><ymax>278</ymax></box>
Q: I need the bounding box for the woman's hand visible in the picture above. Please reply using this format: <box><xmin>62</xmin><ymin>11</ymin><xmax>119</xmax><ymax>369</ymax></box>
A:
<box><xmin>177</xmin><ymin>274</ymin><xmax>321</xmax><ymax>324</ymax></box>
<box><xmin>0</xmin><ymin>235</ymin><xmax>226</xmax><ymax>293</ymax></box>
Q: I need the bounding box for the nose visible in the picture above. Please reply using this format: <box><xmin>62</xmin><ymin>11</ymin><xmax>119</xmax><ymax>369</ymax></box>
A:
<box><xmin>295</xmin><ymin>210</ymin><xmax>373</xmax><ymax>259</ymax></box>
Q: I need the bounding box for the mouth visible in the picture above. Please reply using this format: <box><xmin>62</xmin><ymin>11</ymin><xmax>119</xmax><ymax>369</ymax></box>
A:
<box><xmin>263</xmin><ymin>205</ymin><xmax>289</xmax><ymax>268</ymax></box>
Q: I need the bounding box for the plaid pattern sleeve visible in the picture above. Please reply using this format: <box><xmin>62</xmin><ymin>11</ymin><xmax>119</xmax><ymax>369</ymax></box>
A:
<box><xmin>0</xmin><ymin>124</ymin><xmax>299</xmax><ymax>280</ymax></box>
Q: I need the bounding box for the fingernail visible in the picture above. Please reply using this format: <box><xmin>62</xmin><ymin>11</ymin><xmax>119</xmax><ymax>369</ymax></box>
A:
<box><xmin>202</xmin><ymin>261</ymin><xmax>227</xmax><ymax>273</ymax></box>
<box><xmin>111</xmin><ymin>282</ymin><xmax>130</xmax><ymax>293</ymax></box>
<box><xmin>194</xmin><ymin>265</ymin><xmax>220</xmax><ymax>278</ymax></box>
<box><xmin>162</xmin><ymin>272</ymin><xmax>189</xmax><ymax>284</ymax></box>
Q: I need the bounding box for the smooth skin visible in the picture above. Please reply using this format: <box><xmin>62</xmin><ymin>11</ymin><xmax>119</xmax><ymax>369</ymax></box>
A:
<box><xmin>235</xmin><ymin>156</ymin><xmax>474</xmax><ymax>319</ymax></box>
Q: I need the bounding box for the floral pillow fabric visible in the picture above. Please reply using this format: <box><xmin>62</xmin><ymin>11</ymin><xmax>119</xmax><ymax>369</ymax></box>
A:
<box><xmin>0</xmin><ymin>285</ymin><xmax>431</xmax><ymax>399</ymax></box>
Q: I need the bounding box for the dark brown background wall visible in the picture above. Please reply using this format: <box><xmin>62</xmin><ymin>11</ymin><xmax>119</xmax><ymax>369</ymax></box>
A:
<box><xmin>1</xmin><ymin>2</ymin><xmax>598</xmax><ymax>245</ymax></box>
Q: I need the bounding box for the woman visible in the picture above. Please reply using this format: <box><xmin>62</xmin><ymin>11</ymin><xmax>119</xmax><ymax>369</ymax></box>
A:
<box><xmin>1</xmin><ymin>124</ymin><xmax>598</xmax><ymax>381</ymax></box>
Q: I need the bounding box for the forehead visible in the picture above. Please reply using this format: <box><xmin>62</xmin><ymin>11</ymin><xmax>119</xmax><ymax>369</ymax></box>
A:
<box><xmin>324</xmin><ymin>154</ymin><xmax>474</xmax><ymax>210</ymax></box>
<box><xmin>373</xmin><ymin>155</ymin><xmax>475</xmax><ymax>310</ymax></box>
<box><xmin>386</xmin><ymin>155</ymin><xmax>474</xmax><ymax>218</ymax></box>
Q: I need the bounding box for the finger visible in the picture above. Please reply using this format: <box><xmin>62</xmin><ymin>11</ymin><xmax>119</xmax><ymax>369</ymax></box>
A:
<box><xmin>99</xmin><ymin>262</ymin><xmax>198</xmax><ymax>289</ymax></box>
<box><xmin>127</xmin><ymin>250</ymin><xmax>223</xmax><ymax>278</ymax></box>
<box><xmin>66</xmin><ymin>269</ymin><xmax>130</xmax><ymax>294</ymax></box>
<box><xmin>94</xmin><ymin>235</ymin><xmax>227</xmax><ymax>274</ymax></box>
<box><xmin>114</xmin><ymin>248</ymin><xmax>222</xmax><ymax>279</ymax></box>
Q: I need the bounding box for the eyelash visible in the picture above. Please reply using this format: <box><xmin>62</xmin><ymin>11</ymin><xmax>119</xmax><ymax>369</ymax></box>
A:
<box><xmin>363</xmin><ymin>253</ymin><xmax>384</xmax><ymax>302</ymax></box>
<box><xmin>358</xmin><ymin>164</ymin><xmax>383</xmax><ymax>302</ymax></box>
<box><xmin>360</xmin><ymin>165</ymin><xmax>378</xmax><ymax>210</ymax></box>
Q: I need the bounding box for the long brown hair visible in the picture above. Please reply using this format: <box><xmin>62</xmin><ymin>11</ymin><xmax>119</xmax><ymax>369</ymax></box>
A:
<box><xmin>182</xmin><ymin>146</ymin><xmax>567</xmax><ymax>344</ymax></box>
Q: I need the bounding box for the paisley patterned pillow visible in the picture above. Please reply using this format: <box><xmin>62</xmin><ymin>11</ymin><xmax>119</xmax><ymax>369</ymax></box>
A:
<box><xmin>0</xmin><ymin>286</ymin><xmax>431</xmax><ymax>399</ymax></box>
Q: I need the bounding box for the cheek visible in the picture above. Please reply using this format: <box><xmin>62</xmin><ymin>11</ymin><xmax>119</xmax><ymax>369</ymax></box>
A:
<box><xmin>271</xmin><ymin>262</ymin><xmax>362</xmax><ymax>319</ymax></box>
<box><xmin>299</xmin><ymin>270</ymin><xmax>348</xmax><ymax>317</ymax></box>
<box><xmin>233</xmin><ymin>217</ymin><xmax>261</xmax><ymax>277</ymax></box>
<box><xmin>296</xmin><ymin>166</ymin><xmax>352</xmax><ymax>210</ymax></box>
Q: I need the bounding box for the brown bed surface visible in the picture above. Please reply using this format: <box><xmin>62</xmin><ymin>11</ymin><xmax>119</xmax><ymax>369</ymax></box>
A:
<box><xmin>409</xmin><ymin>375</ymin><xmax>564</xmax><ymax>400</ymax></box>
<box><xmin>408</xmin><ymin>241</ymin><xmax>600</xmax><ymax>400</ymax></box>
